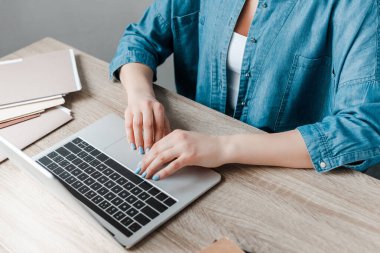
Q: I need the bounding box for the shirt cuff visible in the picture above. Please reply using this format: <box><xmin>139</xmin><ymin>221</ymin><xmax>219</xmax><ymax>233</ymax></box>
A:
<box><xmin>109</xmin><ymin>51</ymin><xmax>158</xmax><ymax>81</ymax></box>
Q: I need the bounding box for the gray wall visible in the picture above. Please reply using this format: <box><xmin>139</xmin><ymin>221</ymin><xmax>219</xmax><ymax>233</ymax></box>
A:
<box><xmin>0</xmin><ymin>0</ymin><xmax>175</xmax><ymax>91</ymax></box>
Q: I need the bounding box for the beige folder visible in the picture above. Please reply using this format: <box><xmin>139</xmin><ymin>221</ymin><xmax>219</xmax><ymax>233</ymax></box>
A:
<box><xmin>0</xmin><ymin>49</ymin><xmax>81</xmax><ymax>106</ymax></box>
<box><xmin>0</xmin><ymin>106</ymin><xmax>73</xmax><ymax>162</ymax></box>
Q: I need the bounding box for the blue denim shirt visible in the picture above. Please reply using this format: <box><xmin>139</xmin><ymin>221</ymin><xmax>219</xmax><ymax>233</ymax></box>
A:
<box><xmin>110</xmin><ymin>0</ymin><xmax>380</xmax><ymax>173</ymax></box>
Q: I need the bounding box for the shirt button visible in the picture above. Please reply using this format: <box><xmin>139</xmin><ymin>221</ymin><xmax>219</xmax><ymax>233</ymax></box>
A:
<box><xmin>320</xmin><ymin>161</ymin><xmax>327</xmax><ymax>168</ymax></box>
<box><xmin>245</xmin><ymin>72</ymin><xmax>251</xmax><ymax>78</ymax></box>
<box><xmin>251</xmin><ymin>38</ymin><xmax>258</xmax><ymax>43</ymax></box>
<box><xmin>262</xmin><ymin>3</ymin><xmax>268</xmax><ymax>8</ymax></box>
<box><xmin>241</xmin><ymin>101</ymin><xmax>246</xmax><ymax>106</ymax></box>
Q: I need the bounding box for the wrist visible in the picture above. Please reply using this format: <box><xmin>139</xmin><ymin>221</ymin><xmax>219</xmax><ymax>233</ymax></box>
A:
<box><xmin>216</xmin><ymin>135</ymin><xmax>236</xmax><ymax>165</ymax></box>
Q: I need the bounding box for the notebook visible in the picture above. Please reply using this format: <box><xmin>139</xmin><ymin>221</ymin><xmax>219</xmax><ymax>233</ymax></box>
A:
<box><xmin>0</xmin><ymin>49</ymin><xmax>81</xmax><ymax>106</ymax></box>
<box><xmin>0</xmin><ymin>106</ymin><xmax>73</xmax><ymax>162</ymax></box>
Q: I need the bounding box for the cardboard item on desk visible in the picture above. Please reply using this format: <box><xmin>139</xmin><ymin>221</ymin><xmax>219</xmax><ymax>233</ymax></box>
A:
<box><xmin>0</xmin><ymin>96</ymin><xmax>64</xmax><ymax>122</ymax></box>
<box><xmin>0</xmin><ymin>95</ymin><xmax>63</xmax><ymax>110</ymax></box>
<box><xmin>0</xmin><ymin>49</ymin><xmax>81</xmax><ymax>106</ymax></box>
<box><xmin>198</xmin><ymin>238</ymin><xmax>245</xmax><ymax>253</ymax></box>
<box><xmin>0</xmin><ymin>106</ymin><xmax>73</xmax><ymax>162</ymax></box>
<box><xmin>0</xmin><ymin>113</ymin><xmax>40</xmax><ymax>129</ymax></box>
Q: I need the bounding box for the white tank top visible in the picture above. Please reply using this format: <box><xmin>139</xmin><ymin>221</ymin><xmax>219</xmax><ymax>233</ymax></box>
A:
<box><xmin>227</xmin><ymin>32</ymin><xmax>247</xmax><ymax>111</ymax></box>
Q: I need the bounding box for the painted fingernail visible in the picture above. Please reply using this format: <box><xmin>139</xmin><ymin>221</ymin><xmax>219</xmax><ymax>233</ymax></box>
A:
<box><xmin>130</xmin><ymin>143</ymin><xmax>136</xmax><ymax>150</ymax></box>
<box><xmin>134</xmin><ymin>167</ymin><xmax>141</xmax><ymax>174</ymax></box>
<box><xmin>145</xmin><ymin>147</ymin><xmax>150</xmax><ymax>153</ymax></box>
<box><xmin>152</xmin><ymin>175</ymin><xmax>160</xmax><ymax>181</ymax></box>
<box><xmin>138</xmin><ymin>146</ymin><xmax>145</xmax><ymax>154</ymax></box>
<box><xmin>141</xmin><ymin>172</ymin><xmax>147</xmax><ymax>178</ymax></box>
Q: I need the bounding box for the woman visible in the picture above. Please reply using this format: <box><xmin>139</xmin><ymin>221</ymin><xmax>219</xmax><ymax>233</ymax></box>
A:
<box><xmin>110</xmin><ymin>0</ymin><xmax>380</xmax><ymax>181</ymax></box>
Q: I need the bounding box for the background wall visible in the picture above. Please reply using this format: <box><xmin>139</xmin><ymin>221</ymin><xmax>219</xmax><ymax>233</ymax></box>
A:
<box><xmin>0</xmin><ymin>0</ymin><xmax>176</xmax><ymax>91</ymax></box>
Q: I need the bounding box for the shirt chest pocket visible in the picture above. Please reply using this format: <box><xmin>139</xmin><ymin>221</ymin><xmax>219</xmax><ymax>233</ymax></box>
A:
<box><xmin>172</xmin><ymin>11</ymin><xmax>200</xmax><ymax>51</ymax></box>
<box><xmin>275</xmin><ymin>55</ymin><xmax>334</xmax><ymax>132</ymax></box>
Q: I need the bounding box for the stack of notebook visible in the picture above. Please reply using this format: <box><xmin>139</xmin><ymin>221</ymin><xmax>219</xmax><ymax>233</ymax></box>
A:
<box><xmin>0</xmin><ymin>49</ymin><xmax>82</xmax><ymax>162</ymax></box>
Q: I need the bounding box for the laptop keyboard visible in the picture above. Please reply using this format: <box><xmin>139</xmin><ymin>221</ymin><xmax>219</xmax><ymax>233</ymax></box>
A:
<box><xmin>37</xmin><ymin>137</ymin><xmax>177</xmax><ymax>238</ymax></box>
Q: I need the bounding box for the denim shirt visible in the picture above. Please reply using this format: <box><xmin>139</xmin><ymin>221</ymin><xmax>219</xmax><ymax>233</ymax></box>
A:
<box><xmin>110</xmin><ymin>0</ymin><xmax>380</xmax><ymax>173</ymax></box>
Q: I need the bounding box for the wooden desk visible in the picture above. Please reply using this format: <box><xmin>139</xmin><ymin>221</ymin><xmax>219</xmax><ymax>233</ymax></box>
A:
<box><xmin>1</xmin><ymin>38</ymin><xmax>380</xmax><ymax>253</ymax></box>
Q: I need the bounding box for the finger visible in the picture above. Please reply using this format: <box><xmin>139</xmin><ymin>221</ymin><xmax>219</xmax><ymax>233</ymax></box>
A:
<box><xmin>152</xmin><ymin>157</ymin><xmax>187</xmax><ymax>181</ymax></box>
<box><xmin>164</xmin><ymin>116</ymin><xmax>171</xmax><ymax>135</ymax></box>
<box><xmin>142</xmin><ymin>148</ymin><xmax>180</xmax><ymax>179</ymax></box>
<box><xmin>153</xmin><ymin>104</ymin><xmax>165</xmax><ymax>142</ymax></box>
<box><xmin>142</xmin><ymin>109</ymin><xmax>154</xmax><ymax>151</ymax></box>
<box><xmin>125</xmin><ymin>110</ymin><xmax>136</xmax><ymax>150</ymax></box>
<box><xmin>133</xmin><ymin>111</ymin><xmax>144</xmax><ymax>154</ymax></box>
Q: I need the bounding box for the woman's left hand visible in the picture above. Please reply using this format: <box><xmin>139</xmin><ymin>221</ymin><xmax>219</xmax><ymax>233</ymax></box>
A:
<box><xmin>136</xmin><ymin>129</ymin><xmax>227</xmax><ymax>180</ymax></box>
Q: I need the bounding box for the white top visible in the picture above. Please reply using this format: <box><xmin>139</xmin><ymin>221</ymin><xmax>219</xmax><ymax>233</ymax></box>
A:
<box><xmin>227</xmin><ymin>32</ymin><xmax>247</xmax><ymax>111</ymax></box>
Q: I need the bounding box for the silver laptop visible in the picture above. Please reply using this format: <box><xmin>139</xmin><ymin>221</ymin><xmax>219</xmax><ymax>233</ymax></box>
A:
<box><xmin>0</xmin><ymin>113</ymin><xmax>221</xmax><ymax>248</ymax></box>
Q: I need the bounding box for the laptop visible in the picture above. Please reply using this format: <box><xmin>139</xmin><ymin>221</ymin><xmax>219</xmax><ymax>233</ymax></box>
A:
<box><xmin>0</xmin><ymin>113</ymin><xmax>221</xmax><ymax>248</ymax></box>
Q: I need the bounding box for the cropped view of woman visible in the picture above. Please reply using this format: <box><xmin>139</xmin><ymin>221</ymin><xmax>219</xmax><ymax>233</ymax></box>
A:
<box><xmin>110</xmin><ymin>0</ymin><xmax>380</xmax><ymax>180</ymax></box>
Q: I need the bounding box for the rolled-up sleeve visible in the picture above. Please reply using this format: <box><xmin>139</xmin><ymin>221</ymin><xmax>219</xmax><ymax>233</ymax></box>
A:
<box><xmin>297</xmin><ymin>1</ymin><xmax>380</xmax><ymax>172</ymax></box>
<box><xmin>109</xmin><ymin>0</ymin><xmax>173</xmax><ymax>81</ymax></box>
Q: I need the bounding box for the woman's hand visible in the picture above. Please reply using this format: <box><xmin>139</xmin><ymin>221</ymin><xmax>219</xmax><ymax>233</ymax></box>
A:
<box><xmin>135</xmin><ymin>130</ymin><xmax>227</xmax><ymax>180</ymax></box>
<box><xmin>125</xmin><ymin>92</ymin><xmax>171</xmax><ymax>154</ymax></box>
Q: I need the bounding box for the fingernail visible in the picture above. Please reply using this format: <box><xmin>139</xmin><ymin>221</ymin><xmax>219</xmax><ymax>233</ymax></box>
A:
<box><xmin>130</xmin><ymin>143</ymin><xmax>136</xmax><ymax>150</ymax></box>
<box><xmin>134</xmin><ymin>167</ymin><xmax>141</xmax><ymax>174</ymax></box>
<box><xmin>138</xmin><ymin>146</ymin><xmax>145</xmax><ymax>154</ymax></box>
<box><xmin>152</xmin><ymin>175</ymin><xmax>160</xmax><ymax>181</ymax></box>
<box><xmin>145</xmin><ymin>147</ymin><xmax>150</xmax><ymax>153</ymax></box>
<box><xmin>141</xmin><ymin>172</ymin><xmax>147</xmax><ymax>178</ymax></box>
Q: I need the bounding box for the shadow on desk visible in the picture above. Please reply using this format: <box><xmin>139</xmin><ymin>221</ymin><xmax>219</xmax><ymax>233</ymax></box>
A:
<box><xmin>365</xmin><ymin>163</ymin><xmax>380</xmax><ymax>180</ymax></box>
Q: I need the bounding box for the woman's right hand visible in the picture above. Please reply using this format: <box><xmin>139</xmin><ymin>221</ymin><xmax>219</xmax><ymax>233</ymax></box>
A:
<box><xmin>125</xmin><ymin>91</ymin><xmax>171</xmax><ymax>154</ymax></box>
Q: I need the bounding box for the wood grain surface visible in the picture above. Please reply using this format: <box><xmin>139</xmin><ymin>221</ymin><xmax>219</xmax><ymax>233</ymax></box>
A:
<box><xmin>0</xmin><ymin>38</ymin><xmax>380</xmax><ymax>253</ymax></box>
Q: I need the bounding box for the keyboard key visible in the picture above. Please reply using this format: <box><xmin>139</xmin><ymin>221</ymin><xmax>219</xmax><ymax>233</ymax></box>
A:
<box><xmin>46</xmin><ymin>163</ymin><xmax>59</xmax><ymax>171</ymax></box>
<box><xmin>47</xmin><ymin>151</ymin><xmax>58</xmax><ymax>159</ymax></box>
<box><xmin>104</xmin><ymin>192</ymin><xmax>116</xmax><ymax>201</ymax></box>
<box><xmin>77</xmin><ymin>151</ymin><xmax>87</xmax><ymax>158</ymax></box>
<box><xmin>141</xmin><ymin>206</ymin><xmax>159</xmax><ymax>219</ymax></box>
<box><xmin>58</xmin><ymin>171</ymin><xmax>70</xmax><ymax>180</ymax></box>
<box><xmin>84</xmin><ymin>145</ymin><xmax>95</xmax><ymax>153</ymax></box>
<box><xmin>134</xmin><ymin>213</ymin><xmax>150</xmax><ymax>226</ymax></box>
<box><xmin>146</xmin><ymin>197</ymin><xmax>168</xmax><ymax>213</ymax></box>
<box><xmin>126</xmin><ymin>195</ymin><xmax>138</xmax><ymax>204</ymax></box>
<box><xmin>105</xmin><ymin>181</ymin><xmax>116</xmax><ymax>189</ymax></box>
<box><xmin>56</xmin><ymin>147</ymin><xmax>70</xmax><ymax>157</ymax></box>
<box><xmin>90</xmin><ymin>149</ymin><xmax>101</xmax><ymax>156</ymax></box>
<box><xmin>53</xmin><ymin>155</ymin><xmax>64</xmax><ymax>163</ymax></box>
<box><xmin>84</xmin><ymin>190</ymin><xmax>97</xmax><ymax>199</ymax></box>
<box><xmin>84</xmin><ymin>167</ymin><xmax>95</xmax><ymax>174</ymax></box>
<box><xmin>83</xmin><ymin>178</ymin><xmax>96</xmax><ymax>186</ymax></box>
<box><xmin>99</xmin><ymin>200</ymin><xmax>111</xmax><ymax>209</ymax></box>
<box><xmin>137</xmin><ymin>192</ymin><xmax>150</xmax><ymax>201</ymax></box>
<box><xmin>65</xmin><ymin>164</ymin><xmax>76</xmax><ymax>172</ymax></box>
<box><xmin>118</xmin><ymin>190</ymin><xmax>130</xmax><ymax>199</ymax></box>
<box><xmin>126</xmin><ymin>207</ymin><xmax>138</xmax><ymax>217</ymax></box>
<box><xmin>133</xmin><ymin>200</ymin><xmax>145</xmax><ymax>210</ymax></box>
<box><xmin>128</xmin><ymin>222</ymin><xmax>142</xmax><ymax>232</ymax></box>
<box><xmin>84</xmin><ymin>155</ymin><xmax>95</xmax><ymax>163</ymax></box>
<box><xmin>111</xmin><ymin>197</ymin><xmax>123</xmax><ymax>206</ymax></box>
<box><xmin>64</xmin><ymin>142</ymin><xmax>81</xmax><ymax>153</ymax></box>
<box><xmin>111</xmin><ymin>185</ymin><xmax>123</xmax><ymax>194</ymax></box>
<box><xmin>90</xmin><ymin>171</ymin><xmax>102</xmax><ymax>179</ymax></box>
<box><xmin>72</xmin><ymin>181</ymin><xmax>84</xmax><ymax>189</ymax></box>
<box><xmin>58</xmin><ymin>160</ymin><xmax>70</xmax><ymax>167</ymax></box>
<box><xmin>72</xmin><ymin>158</ymin><xmax>83</xmax><ymax>165</ymax></box>
<box><xmin>78</xmin><ymin>173</ymin><xmax>89</xmax><ymax>181</ymax></box>
<box><xmin>72</xmin><ymin>138</ymin><xmax>82</xmax><ymax>144</ymax></box>
<box><xmin>90</xmin><ymin>182</ymin><xmax>102</xmax><ymax>191</ymax></box>
<box><xmin>38</xmin><ymin>156</ymin><xmax>52</xmax><ymax>166</ymax></box>
<box><xmin>131</xmin><ymin>187</ymin><xmax>142</xmax><ymax>196</ymax></box>
<box><xmin>121</xmin><ymin>217</ymin><xmax>133</xmax><ymax>227</ymax></box>
<box><xmin>65</xmin><ymin>176</ymin><xmax>77</xmax><ymax>185</ymax></box>
<box><xmin>103</xmin><ymin>168</ymin><xmax>113</xmax><ymax>176</ymax></box>
<box><xmin>89</xmin><ymin>160</ymin><xmax>101</xmax><ymax>167</ymax></box>
<box><xmin>109</xmin><ymin>172</ymin><xmax>121</xmax><ymax>181</ymax></box>
<box><xmin>92</xmin><ymin>196</ymin><xmax>104</xmax><ymax>204</ymax></box>
<box><xmin>164</xmin><ymin>197</ymin><xmax>176</xmax><ymax>207</ymax></box>
<box><xmin>156</xmin><ymin>192</ymin><xmax>169</xmax><ymax>201</ymax></box>
<box><xmin>105</xmin><ymin>206</ymin><xmax>118</xmax><ymax>215</ymax></box>
<box><xmin>119</xmin><ymin>202</ymin><xmax>131</xmax><ymax>212</ymax></box>
<box><xmin>105</xmin><ymin>159</ymin><xmax>143</xmax><ymax>184</ymax></box>
<box><xmin>97</xmin><ymin>187</ymin><xmax>109</xmax><ymax>196</ymax></box>
<box><xmin>53</xmin><ymin>167</ymin><xmax>64</xmax><ymax>175</ymax></box>
<box><xmin>97</xmin><ymin>153</ymin><xmax>109</xmax><ymax>162</ymax></box>
<box><xmin>148</xmin><ymin>187</ymin><xmax>160</xmax><ymax>196</ymax></box>
<box><xmin>78</xmin><ymin>185</ymin><xmax>90</xmax><ymax>194</ymax></box>
<box><xmin>71</xmin><ymin>169</ymin><xmax>81</xmax><ymax>176</ymax></box>
<box><xmin>78</xmin><ymin>163</ymin><xmax>89</xmax><ymax>170</ymax></box>
<box><xmin>96</xmin><ymin>164</ymin><xmax>107</xmax><ymax>171</ymax></box>
<box><xmin>97</xmin><ymin>176</ymin><xmax>108</xmax><ymax>184</ymax></box>
<box><xmin>113</xmin><ymin>211</ymin><xmax>126</xmax><ymax>221</ymax></box>
<box><xmin>124</xmin><ymin>182</ymin><xmax>135</xmax><ymax>190</ymax></box>
<box><xmin>139</xmin><ymin>181</ymin><xmax>153</xmax><ymax>191</ymax></box>
<box><xmin>116</xmin><ymin>177</ymin><xmax>128</xmax><ymax>185</ymax></box>
<box><xmin>78</xmin><ymin>142</ymin><xmax>88</xmax><ymax>148</ymax></box>
<box><xmin>66</xmin><ymin>154</ymin><xmax>77</xmax><ymax>161</ymax></box>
